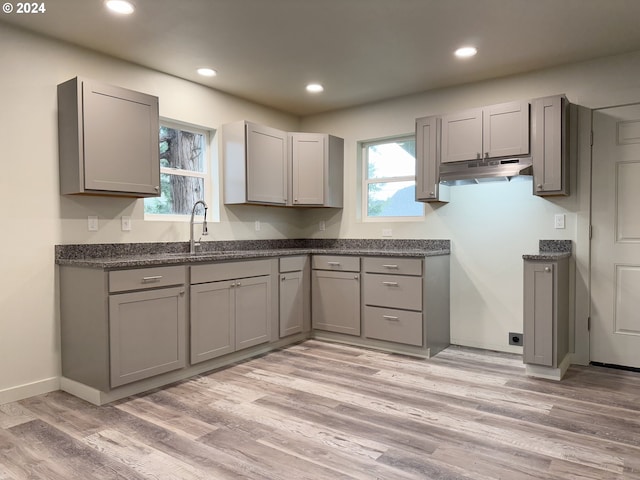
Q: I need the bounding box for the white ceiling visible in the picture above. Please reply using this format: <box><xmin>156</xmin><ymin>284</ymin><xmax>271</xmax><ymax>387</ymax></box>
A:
<box><xmin>3</xmin><ymin>0</ymin><xmax>640</xmax><ymax>115</ymax></box>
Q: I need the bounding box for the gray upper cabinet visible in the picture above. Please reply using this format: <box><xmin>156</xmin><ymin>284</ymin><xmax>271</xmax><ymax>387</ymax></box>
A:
<box><xmin>57</xmin><ymin>77</ymin><xmax>160</xmax><ymax>197</ymax></box>
<box><xmin>289</xmin><ymin>133</ymin><xmax>344</xmax><ymax>207</ymax></box>
<box><xmin>223</xmin><ymin>121</ymin><xmax>288</xmax><ymax>205</ymax></box>
<box><xmin>415</xmin><ymin>116</ymin><xmax>449</xmax><ymax>202</ymax></box>
<box><xmin>441</xmin><ymin>101</ymin><xmax>530</xmax><ymax>164</ymax></box>
<box><xmin>532</xmin><ymin>95</ymin><xmax>569</xmax><ymax>196</ymax></box>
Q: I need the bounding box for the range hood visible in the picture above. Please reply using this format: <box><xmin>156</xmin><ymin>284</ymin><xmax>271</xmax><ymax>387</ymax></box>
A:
<box><xmin>439</xmin><ymin>156</ymin><xmax>533</xmax><ymax>186</ymax></box>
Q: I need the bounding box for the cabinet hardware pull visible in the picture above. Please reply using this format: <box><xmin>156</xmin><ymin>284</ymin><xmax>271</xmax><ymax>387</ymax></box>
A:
<box><xmin>382</xmin><ymin>281</ymin><xmax>399</xmax><ymax>286</ymax></box>
<box><xmin>544</xmin><ymin>267</ymin><xmax>551</xmax><ymax>273</ymax></box>
<box><xmin>537</xmin><ymin>184</ymin><xmax>543</xmax><ymax>190</ymax></box>
<box><xmin>327</xmin><ymin>262</ymin><xmax>341</xmax><ymax>266</ymax></box>
<box><xmin>142</xmin><ymin>276</ymin><xmax>162</xmax><ymax>283</ymax></box>
<box><xmin>281</xmin><ymin>276</ymin><xmax>286</xmax><ymax>281</ymax></box>
<box><xmin>179</xmin><ymin>290</ymin><xmax>185</xmax><ymax>296</ymax></box>
<box><xmin>382</xmin><ymin>264</ymin><xmax>399</xmax><ymax>269</ymax></box>
<box><xmin>383</xmin><ymin>315</ymin><xmax>399</xmax><ymax>321</ymax></box>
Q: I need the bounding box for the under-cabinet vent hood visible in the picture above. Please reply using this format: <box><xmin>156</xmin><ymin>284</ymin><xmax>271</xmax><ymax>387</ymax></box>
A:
<box><xmin>439</xmin><ymin>157</ymin><xmax>533</xmax><ymax>186</ymax></box>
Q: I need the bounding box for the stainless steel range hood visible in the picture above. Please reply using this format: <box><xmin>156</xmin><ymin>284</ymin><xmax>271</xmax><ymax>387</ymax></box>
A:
<box><xmin>439</xmin><ymin>157</ymin><xmax>533</xmax><ymax>186</ymax></box>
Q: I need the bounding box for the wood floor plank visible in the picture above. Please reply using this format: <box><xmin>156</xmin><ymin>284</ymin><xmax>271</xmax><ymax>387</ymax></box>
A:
<box><xmin>1</xmin><ymin>339</ymin><xmax>639</xmax><ymax>479</ymax></box>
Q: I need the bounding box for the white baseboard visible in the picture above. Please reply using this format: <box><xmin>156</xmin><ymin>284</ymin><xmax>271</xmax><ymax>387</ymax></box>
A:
<box><xmin>0</xmin><ymin>377</ymin><xmax>60</xmax><ymax>405</ymax></box>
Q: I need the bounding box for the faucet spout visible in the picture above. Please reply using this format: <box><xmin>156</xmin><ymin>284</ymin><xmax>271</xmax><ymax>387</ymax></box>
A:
<box><xmin>190</xmin><ymin>200</ymin><xmax>209</xmax><ymax>254</ymax></box>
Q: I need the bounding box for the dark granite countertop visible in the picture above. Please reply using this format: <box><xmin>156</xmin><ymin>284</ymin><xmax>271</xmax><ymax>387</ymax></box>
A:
<box><xmin>522</xmin><ymin>240</ymin><xmax>572</xmax><ymax>261</ymax></box>
<box><xmin>56</xmin><ymin>239</ymin><xmax>450</xmax><ymax>269</ymax></box>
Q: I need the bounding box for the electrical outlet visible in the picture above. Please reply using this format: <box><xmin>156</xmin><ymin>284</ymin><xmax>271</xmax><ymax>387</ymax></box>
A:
<box><xmin>319</xmin><ymin>220</ymin><xmax>326</xmax><ymax>231</ymax></box>
<box><xmin>509</xmin><ymin>332</ymin><xmax>523</xmax><ymax>346</ymax></box>
<box><xmin>255</xmin><ymin>220</ymin><xmax>261</xmax><ymax>232</ymax></box>
<box><xmin>121</xmin><ymin>216</ymin><xmax>132</xmax><ymax>231</ymax></box>
<box><xmin>382</xmin><ymin>228</ymin><xmax>393</xmax><ymax>237</ymax></box>
<box><xmin>88</xmin><ymin>216</ymin><xmax>98</xmax><ymax>232</ymax></box>
<box><xmin>554</xmin><ymin>214</ymin><xmax>565</xmax><ymax>229</ymax></box>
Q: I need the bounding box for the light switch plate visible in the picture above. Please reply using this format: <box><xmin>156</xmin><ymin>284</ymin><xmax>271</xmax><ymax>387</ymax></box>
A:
<box><xmin>88</xmin><ymin>216</ymin><xmax>98</xmax><ymax>232</ymax></box>
<box><xmin>554</xmin><ymin>214</ymin><xmax>565</xmax><ymax>229</ymax></box>
<box><xmin>121</xmin><ymin>216</ymin><xmax>132</xmax><ymax>231</ymax></box>
<box><xmin>255</xmin><ymin>220</ymin><xmax>261</xmax><ymax>232</ymax></box>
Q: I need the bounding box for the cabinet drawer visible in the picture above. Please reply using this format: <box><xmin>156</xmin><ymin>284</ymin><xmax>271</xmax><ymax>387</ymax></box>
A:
<box><xmin>363</xmin><ymin>273</ymin><xmax>422</xmax><ymax>310</ymax></box>
<box><xmin>109</xmin><ymin>266</ymin><xmax>185</xmax><ymax>293</ymax></box>
<box><xmin>312</xmin><ymin>255</ymin><xmax>360</xmax><ymax>272</ymax></box>
<box><xmin>280</xmin><ymin>255</ymin><xmax>308</xmax><ymax>273</ymax></box>
<box><xmin>362</xmin><ymin>257</ymin><xmax>422</xmax><ymax>276</ymax></box>
<box><xmin>364</xmin><ymin>306</ymin><xmax>423</xmax><ymax>347</ymax></box>
<box><xmin>191</xmin><ymin>259</ymin><xmax>272</xmax><ymax>284</ymax></box>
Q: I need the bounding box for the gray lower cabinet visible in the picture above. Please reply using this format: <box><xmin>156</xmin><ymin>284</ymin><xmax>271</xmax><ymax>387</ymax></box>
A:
<box><xmin>57</xmin><ymin>77</ymin><xmax>160</xmax><ymax>197</ymax></box>
<box><xmin>279</xmin><ymin>256</ymin><xmax>310</xmax><ymax>338</ymax></box>
<box><xmin>190</xmin><ymin>260</ymin><xmax>273</xmax><ymax>364</ymax></box>
<box><xmin>311</xmin><ymin>256</ymin><xmax>361</xmax><ymax>336</ymax></box>
<box><xmin>523</xmin><ymin>258</ymin><xmax>569</xmax><ymax>367</ymax></box>
<box><xmin>60</xmin><ymin>265</ymin><xmax>187</xmax><ymax>392</ymax></box>
<box><xmin>363</xmin><ymin>257</ymin><xmax>423</xmax><ymax>347</ymax></box>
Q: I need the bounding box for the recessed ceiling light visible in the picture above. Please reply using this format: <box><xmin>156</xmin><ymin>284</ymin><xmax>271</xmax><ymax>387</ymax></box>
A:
<box><xmin>197</xmin><ymin>68</ymin><xmax>217</xmax><ymax>77</ymax></box>
<box><xmin>306</xmin><ymin>83</ymin><xmax>324</xmax><ymax>93</ymax></box>
<box><xmin>455</xmin><ymin>46</ymin><xmax>478</xmax><ymax>58</ymax></box>
<box><xmin>105</xmin><ymin>0</ymin><xmax>135</xmax><ymax>15</ymax></box>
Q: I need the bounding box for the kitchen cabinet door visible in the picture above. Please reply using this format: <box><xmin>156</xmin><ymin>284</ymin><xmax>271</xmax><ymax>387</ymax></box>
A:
<box><xmin>223</xmin><ymin>121</ymin><xmax>288</xmax><ymax>205</ymax></box>
<box><xmin>109</xmin><ymin>286</ymin><xmax>186</xmax><ymax>388</ymax></box>
<box><xmin>290</xmin><ymin>133</ymin><xmax>344</xmax><ymax>207</ymax></box>
<box><xmin>416</xmin><ymin>116</ymin><xmax>449</xmax><ymax>202</ymax></box>
<box><xmin>441</xmin><ymin>108</ymin><xmax>483</xmax><ymax>163</ymax></box>
<box><xmin>58</xmin><ymin>77</ymin><xmax>160</xmax><ymax>197</ymax></box>
<box><xmin>483</xmin><ymin>101</ymin><xmax>530</xmax><ymax>158</ymax></box>
<box><xmin>279</xmin><ymin>271</ymin><xmax>304</xmax><ymax>337</ymax></box>
<box><xmin>190</xmin><ymin>280</ymin><xmax>235</xmax><ymax>364</ymax></box>
<box><xmin>312</xmin><ymin>270</ymin><xmax>361</xmax><ymax>336</ymax></box>
<box><xmin>532</xmin><ymin>95</ymin><xmax>569</xmax><ymax>196</ymax></box>
<box><xmin>235</xmin><ymin>275</ymin><xmax>271</xmax><ymax>350</ymax></box>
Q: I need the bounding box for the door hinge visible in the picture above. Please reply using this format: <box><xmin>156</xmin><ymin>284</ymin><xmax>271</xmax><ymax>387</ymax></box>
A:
<box><xmin>589</xmin><ymin>225</ymin><xmax>593</xmax><ymax>239</ymax></box>
<box><xmin>587</xmin><ymin>316</ymin><xmax>591</xmax><ymax>331</ymax></box>
<box><xmin>590</xmin><ymin>131</ymin><xmax>594</xmax><ymax>146</ymax></box>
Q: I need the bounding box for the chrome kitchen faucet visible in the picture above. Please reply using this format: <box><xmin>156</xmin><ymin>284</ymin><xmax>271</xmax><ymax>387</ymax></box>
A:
<box><xmin>189</xmin><ymin>200</ymin><xmax>208</xmax><ymax>254</ymax></box>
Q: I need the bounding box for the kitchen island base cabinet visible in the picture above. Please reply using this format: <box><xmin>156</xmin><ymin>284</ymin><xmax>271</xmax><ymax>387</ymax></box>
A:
<box><xmin>190</xmin><ymin>259</ymin><xmax>275</xmax><ymax>365</ymax></box>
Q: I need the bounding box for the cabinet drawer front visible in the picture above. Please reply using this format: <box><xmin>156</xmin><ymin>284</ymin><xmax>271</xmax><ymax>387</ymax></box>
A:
<box><xmin>280</xmin><ymin>255</ymin><xmax>308</xmax><ymax>273</ymax></box>
<box><xmin>364</xmin><ymin>306</ymin><xmax>423</xmax><ymax>347</ymax></box>
<box><xmin>191</xmin><ymin>259</ymin><xmax>272</xmax><ymax>284</ymax></box>
<box><xmin>362</xmin><ymin>257</ymin><xmax>422</xmax><ymax>276</ymax></box>
<box><xmin>109</xmin><ymin>266</ymin><xmax>185</xmax><ymax>293</ymax></box>
<box><xmin>363</xmin><ymin>273</ymin><xmax>422</xmax><ymax>310</ymax></box>
<box><xmin>312</xmin><ymin>255</ymin><xmax>360</xmax><ymax>272</ymax></box>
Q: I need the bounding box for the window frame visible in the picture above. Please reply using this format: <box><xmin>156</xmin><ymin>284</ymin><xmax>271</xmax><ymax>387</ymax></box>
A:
<box><xmin>361</xmin><ymin>134</ymin><xmax>425</xmax><ymax>223</ymax></box>
<box><xmin>144</xmin><ymin>119</ymin><xmax>216</xmax><ymax>222</ymax></box>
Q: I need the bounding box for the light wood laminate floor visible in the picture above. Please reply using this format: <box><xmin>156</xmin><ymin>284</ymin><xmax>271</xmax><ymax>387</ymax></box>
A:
<box><xmin>1</xmin><ymin>340</ymin><xmax>640</xmax><ymax>479</ymax></box>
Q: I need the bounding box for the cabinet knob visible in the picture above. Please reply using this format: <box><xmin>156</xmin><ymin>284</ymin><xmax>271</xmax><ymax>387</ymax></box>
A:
<box><xmin>537</xmin><ymin>184</ymin><xmax>543</xmax><ymax>190</ymax></box>
<box><xmin>230</xmin><ymin>282</ymin><xmax>235</xmax><ymax>288</ymax></box>
<box><xmin>281</xmin><ymin>275</ymin><xmax>286</xmax><ymax>281</ymax></box>
<box><xmin>476</xmin><ymin>152</ymin><xmax>481</xmax><ymax>159</ymax></box>
<box><xmin>544</xmin><ymin>267</ymin><xmax>551</xmax><ymax>272</ymax></box>
<box><xmin>179</xmin><ymin>290</ymin><xmax>185</xmax><ymax>296</ymax></box>
<box><xmin>237</xmin><ymin>281</ymin><xmax>241</xmax><ymax>286</ymax></box>
<box><xmin>154</xmin><ymin>186</ymin><xmax>159</xmax><ymax>192</ymax></box>
<box><xmin>354</xmin><ymin>275</ymin><xmax>359</xmax><ymax>280</ymax></box>
<box><xmin>429</xmin><ymin>192</ymin><xmax>435</xmax><ymax>197</ymax></box>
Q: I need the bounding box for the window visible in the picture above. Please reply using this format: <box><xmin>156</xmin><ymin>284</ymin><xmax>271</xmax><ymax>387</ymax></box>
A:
<box><xmin>362</xmin><ymin>135</ymin><xmax>424</xmax><ymax>221</ymax></box>
<box><xmin>144</xmin><ymin>121</ymin><xmax>212</xmax><ymax>219</ymax></box>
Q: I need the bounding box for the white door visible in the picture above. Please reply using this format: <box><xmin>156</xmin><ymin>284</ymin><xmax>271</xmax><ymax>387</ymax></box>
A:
<box><xmin>591</xmin><ymin>103</ymin><xmax>640</xmax><ymax>368</ymax></box>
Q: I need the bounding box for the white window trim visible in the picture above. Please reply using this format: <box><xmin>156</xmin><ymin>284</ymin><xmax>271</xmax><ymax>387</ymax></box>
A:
<box><xmin>144</xmin><ymin>119</ymin><xmax>217</xmax><ymax>222</ymax></box>
<box><xmin>361</xmin><ymin>135</ymin><xmax>425</xmax><ymax>223</ymax></box>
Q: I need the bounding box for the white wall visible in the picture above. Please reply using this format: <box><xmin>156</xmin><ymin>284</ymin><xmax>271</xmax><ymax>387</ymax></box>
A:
<box><xmin>3</xmin><ymin>20</ymin><xmax>640</xmax><ymax>403</ymax></box>
<box><xmin>0</xmin><ymin>24</ymin><xmax>303</xmax><ymax>403</ymax></box>
<box><xmin>300</xmin><ymin>50</ymin><xmax>640</xmax><ymax>359</ymax></box>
